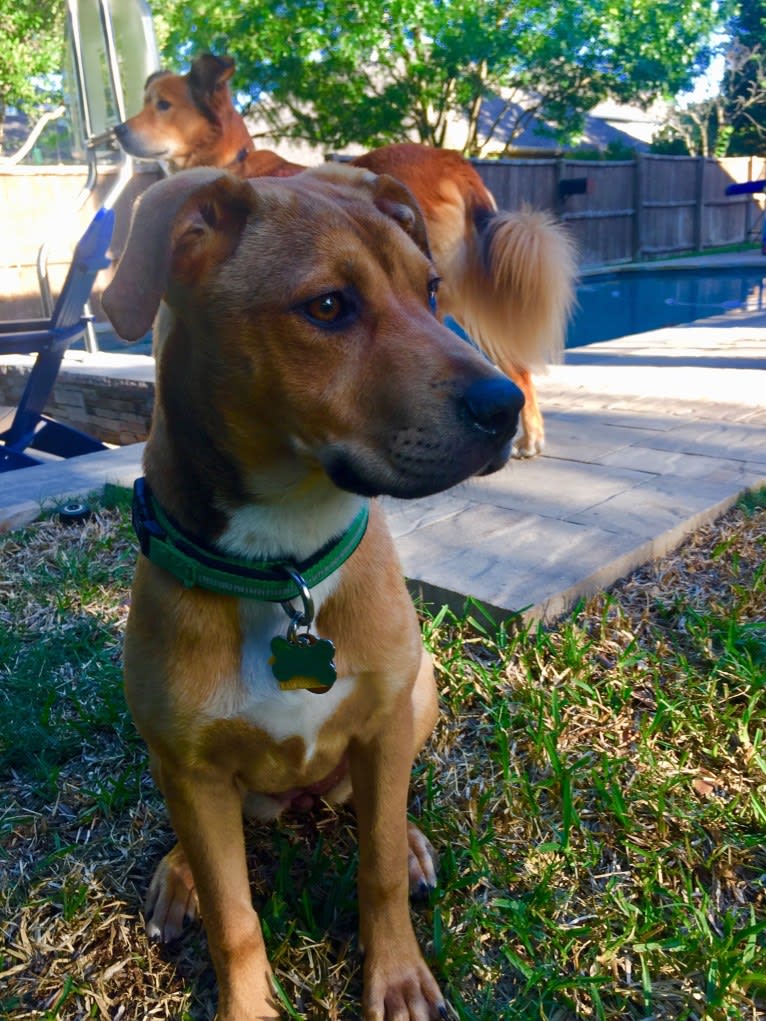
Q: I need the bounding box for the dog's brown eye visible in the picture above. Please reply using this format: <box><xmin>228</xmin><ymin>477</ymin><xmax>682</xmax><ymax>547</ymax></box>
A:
<box><xmin>305</xmin><ymin>293</ymin><xmax>345</xmax><ymax>324</ymax></box>
<box><xmin>428</xmin><ymin>276</ymin><xmax>441</xmax><ymax>313</ymax></box>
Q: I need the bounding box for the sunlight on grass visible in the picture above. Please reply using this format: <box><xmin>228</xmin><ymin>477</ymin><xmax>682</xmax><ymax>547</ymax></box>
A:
<box><xmin>0</xmin><ymin>487</ymin><xmax>764</xmax><ymax>1019</ymax></box>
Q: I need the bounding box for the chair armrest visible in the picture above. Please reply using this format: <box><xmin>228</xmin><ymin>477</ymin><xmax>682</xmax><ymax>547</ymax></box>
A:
<box><xmin>0</xmin><ymin>319</ymin><xmax>51</xmax><ymax>335</ymax></box>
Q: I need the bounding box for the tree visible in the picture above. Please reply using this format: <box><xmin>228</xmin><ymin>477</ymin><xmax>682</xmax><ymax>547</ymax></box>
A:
<box><xmin>722</xmin><ymin>0</ymin><xmax>766</xmax><ymax>154</ymax></box>
<box><xmin>656</xmin><ymin>100</ymin><xmax>729</xmax><ymax>158</ymax></box>
<box><xmin>153</xmin><ymin>0</ymin><xmax>727</xmax><ymax>156</ymax></box>
<box><xmin>0</xmin><ymin>0</ymin><xmax>65</xmax><ymax>153</ymax></box>
<box><xmin>655</xmin><ymin>16</ymin><xmax>766</xmax><ymax>158</ymax></box>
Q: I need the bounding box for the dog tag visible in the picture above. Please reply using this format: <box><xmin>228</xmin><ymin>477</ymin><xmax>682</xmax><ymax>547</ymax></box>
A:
<box><xmin>269</xmin><ymin>634</ymin><xmax>337</xmax><ymax>694</ymax></box>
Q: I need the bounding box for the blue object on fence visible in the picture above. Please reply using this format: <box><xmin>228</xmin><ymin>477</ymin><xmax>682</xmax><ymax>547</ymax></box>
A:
<box><xmin>724</xmin><ymin>180</ymin><xmax>766</xmax><ymax>254</ymax></box>
<box><xmin>724</xmin><ymin>180</ymin><xmax>766</xmax><ymax>195</ymax></box>
<box><xmin>0</xmin><ymin>207</ymin><xmax>115</xmax><ymax>471</ymax></box>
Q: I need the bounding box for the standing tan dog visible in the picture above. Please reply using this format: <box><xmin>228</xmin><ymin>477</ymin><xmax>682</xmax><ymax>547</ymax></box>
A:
<box><xmin>114</xmin><ymin>52</ymin><xmax>575</xmax><ymax>457</ymax></box>
<box><xmin>103</xmin><ymin>164</ymin><xmax>524</xmax><ymax>1020</ymax></box>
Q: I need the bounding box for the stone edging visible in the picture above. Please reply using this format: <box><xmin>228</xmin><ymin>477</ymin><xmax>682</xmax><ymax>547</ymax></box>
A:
<box><xmin>0</xmin><ymin>364</ymin><xmax>153</xmax><ymax>446</ymax></box>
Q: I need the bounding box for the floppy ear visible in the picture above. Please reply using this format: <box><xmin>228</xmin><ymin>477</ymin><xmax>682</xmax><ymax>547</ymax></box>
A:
<box><xmin>371</xmin><ymin>174</ymin><xmax>432</xmax><ymax>259</ymax></box>
<box><xmin>188</xmin><ymin>53</ymin><xmax>236</xmax><ymax>121</ymax></box>
<box><xmin>102</xmin><ymin>168</ymin><xmax>255</xmax><ymax>341</ymax></box>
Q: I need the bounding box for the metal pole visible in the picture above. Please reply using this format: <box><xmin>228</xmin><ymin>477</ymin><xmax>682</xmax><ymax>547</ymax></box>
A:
<box><xmin>99</xmin><ymin>0</ymin><xmax>127</xmax><ymax>121</ymax></box>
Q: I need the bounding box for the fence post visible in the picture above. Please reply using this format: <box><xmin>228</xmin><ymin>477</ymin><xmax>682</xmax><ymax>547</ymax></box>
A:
<box><xmin>555</xmin><ymin>157</ymin><xmax>566</xmax><ymax>218</ymax></box>
<box><xmin>693</xmin><ymin>156</ymin><xmax>705</xmax><ymax>252</ymax></box>
<box><xmin>633</xmin><ymin>154</ymin><xmax>644</xmax><ymax>261</ymax></box>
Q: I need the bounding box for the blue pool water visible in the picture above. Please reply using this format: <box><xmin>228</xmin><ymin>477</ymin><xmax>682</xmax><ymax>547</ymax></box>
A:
<box><xmin>567</xmin><ymin>266</ymin><xmax>766</xmax><ymax>348</ymax></box>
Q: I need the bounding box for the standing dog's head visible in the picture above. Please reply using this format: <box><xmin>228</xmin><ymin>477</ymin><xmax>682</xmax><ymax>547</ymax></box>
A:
<box><xmin>104</xmin><ymin>165</ymin><xmax>522</xmax><ymax>506</ymax></box>
<box><xmin>114</xmin><ymin>53</ymin><xmax>249</xmax><ymax>168</ymax></box>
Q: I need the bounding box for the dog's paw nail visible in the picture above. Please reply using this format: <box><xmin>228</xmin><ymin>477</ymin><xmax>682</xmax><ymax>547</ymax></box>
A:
<box><xmin>146</xmin><ymin>922</ymin><xmax>162</xmax><ymax>943</ymax></box>
<box><xmin>438</xmin><ymin>1005</ymin><xmax>449</xmax><ymax>1019</ymax></box>
<box><xmin>414</xmin><ymin>878</ymin><xmax>437</xmax><ymax>902</ymax></box>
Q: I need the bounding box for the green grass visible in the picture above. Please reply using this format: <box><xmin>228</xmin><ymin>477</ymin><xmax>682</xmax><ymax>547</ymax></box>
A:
<box><xmin>0</xmin><ymin>487</ymin><xmax>136</xmax><ymax>785</ymax></box>
<box><xmin>0</xmin><ymin>487</ymin><xmax>764</xmax><ymax>1019</ymax></box>
<box><xmin>646</xmin><ymin>241</ymin><xmax>761</xmax><ymax>262</ymax></box>
<box><xmin>417</xmin><ymin>592</ymin><xmax>766</xmax><ymax>1020</ymax></box>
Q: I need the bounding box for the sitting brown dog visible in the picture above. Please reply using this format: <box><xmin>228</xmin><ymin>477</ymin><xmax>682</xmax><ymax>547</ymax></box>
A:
<box><xmin>103</xmin><ymin>164</ymin><xmax>523</xmax><ymax>1020</ymax></box>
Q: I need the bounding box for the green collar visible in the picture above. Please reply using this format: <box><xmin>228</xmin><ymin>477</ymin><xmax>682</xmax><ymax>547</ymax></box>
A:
<box><xmin>131</xmin><ymin>477</ymin><xmax>369</xmax><ymax>602</ymax></box>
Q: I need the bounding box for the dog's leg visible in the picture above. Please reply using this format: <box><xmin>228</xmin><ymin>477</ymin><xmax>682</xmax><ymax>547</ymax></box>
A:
<box><xmin>158</xmin><ymin>770</ymin><xmax>279</xmax><ymax>1020</ymax></box>
<box><xmin>145</xmin><ymin>842</ymin><xmax>199</xmax><ymax>941</ymax></box>
<box><xmin>350</xmin><ymin>664</ymin><xmax>446</xmax><ymax>1019</ymax></box>
<box><xmin>505</xmin><ymin>366</ymin><xmax>544</xmax><ymax>457</ymax></box>
<box><xmin>406</xmin><ymin>649</ymin><xmax>440</xmax><ymax>897</ymax></box>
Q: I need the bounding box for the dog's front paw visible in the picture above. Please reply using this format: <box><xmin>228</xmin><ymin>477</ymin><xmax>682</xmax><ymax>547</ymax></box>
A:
<box><xmin>407</xmin><ymin>821</ymin><xmax>438</xmax><ymax>898</ymax></box>
<box><xmin>363</xmin><ymin>945</ymin><xmax>448</xmax><ymax>1020</ymax></box>
<box><xmin>145</xmin><ymin>843</ymin><xmax>199</xmax><ymax>942</ymax></box>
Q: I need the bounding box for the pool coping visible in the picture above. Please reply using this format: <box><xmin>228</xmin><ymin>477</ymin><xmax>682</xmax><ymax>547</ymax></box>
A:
<box><xmin>579</xmin><ymin>246</ymin><xmax>766</xmax><ymax>277</ymax></box>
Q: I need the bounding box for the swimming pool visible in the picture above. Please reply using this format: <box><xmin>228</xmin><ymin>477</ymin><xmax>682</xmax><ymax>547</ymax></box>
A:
<box><xmin>567</xmin><ymin>266</ymin><xmax>766</xmax><ymax>348</ymax></box>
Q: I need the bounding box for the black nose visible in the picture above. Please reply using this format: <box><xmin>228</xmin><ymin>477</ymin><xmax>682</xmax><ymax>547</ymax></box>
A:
<box><xmin>462</xmin><ymin>376</ymin><xmax>524</xmax><ymax>438</ymax></box>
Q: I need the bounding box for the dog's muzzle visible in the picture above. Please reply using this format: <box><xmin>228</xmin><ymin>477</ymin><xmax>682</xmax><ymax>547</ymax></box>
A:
<box><xmin>321</xmin><ymin>372</ymin><xmax>524</xmax><ymax>498</ymax></box>
<box><xmin>113</xmin><ymin>121</ymin><xmax>167</xmax><ymax>159</ymax></box>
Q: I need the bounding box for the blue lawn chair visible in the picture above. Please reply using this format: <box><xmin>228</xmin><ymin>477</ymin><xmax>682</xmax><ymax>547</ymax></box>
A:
<box><xmin>0</xmin><ymin>206</ymin><xmax>115</xmax><ymax>472</ymax></box>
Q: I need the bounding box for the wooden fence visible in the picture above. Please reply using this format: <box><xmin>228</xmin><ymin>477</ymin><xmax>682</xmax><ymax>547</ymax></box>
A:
<box><xmin>2</xmin><ymin>154</ymin><xmax>766</xmax><ymax>321</ymax></box>
<box><xmin>474</xmin><ymin>154</ymin><xmax>766</xmax><ymax>266</ymax></box>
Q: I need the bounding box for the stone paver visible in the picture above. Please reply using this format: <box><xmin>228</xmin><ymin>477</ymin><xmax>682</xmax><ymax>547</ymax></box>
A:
<box><xmin>0</xmin><ymin>443</ymin><xmax>145</xmax><ymax>533</ymax></box>
<box><xmin>1</xmin><ymin>301</ymin><xmax>764</xmax><ymax>622</ymax></box>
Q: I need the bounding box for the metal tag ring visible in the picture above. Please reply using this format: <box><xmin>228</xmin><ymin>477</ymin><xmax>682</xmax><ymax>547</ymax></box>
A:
<box><xmin>280</xmin><ymin>566</ymin><xmax>315</xmax><ymax>643</ymax></box>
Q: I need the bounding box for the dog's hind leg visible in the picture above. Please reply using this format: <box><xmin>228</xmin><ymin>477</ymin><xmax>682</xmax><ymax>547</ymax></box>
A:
<box><xmin>505</xmin><ymin>366</ymin><xmax>544</xmax><ymax>457</ymax></box>
<box><xmin>144</xmin><ymin>751</ymin><xmax>202</xmax><ymax>943</ymax></box>
<box><xmin>327</xmin><ymin>647</ymin><xmax>440</xmax><ymax>900</ymax></box>
<box><xmin>407</xmin><ymin>822</ymin><xmax>438</xmax><ymax>896</ymax></box>
<box><xmin>406</xmin><ymin>648</ymin><xmax>440</xmax><ymax>896</ymax></box>
<box><xmin>145</xmin><ymin>842</ymin><xmax>199</xmax><ymax>942</ymax></box>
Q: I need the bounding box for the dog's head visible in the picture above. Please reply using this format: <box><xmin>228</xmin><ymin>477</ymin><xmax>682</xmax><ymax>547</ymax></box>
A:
<box><xmin>114</xmin><ymin>53</ymin><xmax>244</xmax><ymax>168</ymax></box>
<box><xmin>104</xmin><ymin>165</ymin><xmax>522</xmax><ymax>505</ymax></box>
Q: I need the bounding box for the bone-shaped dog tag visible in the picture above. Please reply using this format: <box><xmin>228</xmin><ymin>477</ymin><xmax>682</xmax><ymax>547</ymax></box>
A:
<box><xmin>269</xmin><ymin>634</ymin><xmax>337</xmax><ymax>694</ymax></box>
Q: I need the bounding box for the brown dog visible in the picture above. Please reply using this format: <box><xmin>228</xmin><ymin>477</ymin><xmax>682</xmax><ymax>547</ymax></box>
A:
<box><xmin>102</xmin><ymin>164</ymin><xmax>523</xmax><ymax>1020</ymax></box>
<box><xmin>114</xmin><ymin>52</ymin><xmax>575</xmax><ymax>457</ymax></box>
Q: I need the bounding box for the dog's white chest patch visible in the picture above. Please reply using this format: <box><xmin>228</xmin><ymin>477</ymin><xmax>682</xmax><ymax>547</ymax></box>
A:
<box><xmin>209</xmin><ymin>498</ymin><xmax>364</xmax><ymax>758</ymax></box>
<box><xmin>232</xmin><ymin>594</ymin><xmax>353</xmax><ymax>758</ymax></box>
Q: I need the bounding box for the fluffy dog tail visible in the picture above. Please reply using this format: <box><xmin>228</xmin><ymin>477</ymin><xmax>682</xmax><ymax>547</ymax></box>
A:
<box><xmin>350</xmin><ymin>143</ymin><xmax>575</xmax><ymax>373</ymax></box>
<box><xmin>447</xmin><ymin>202</ymin><xmax>577</xmax><ymax>374</ymax></box>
